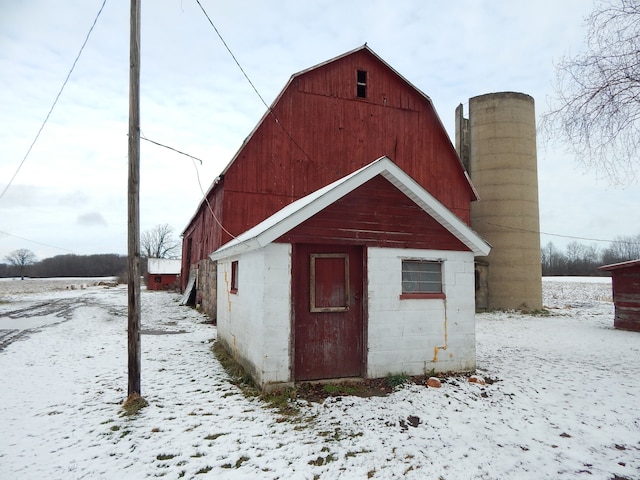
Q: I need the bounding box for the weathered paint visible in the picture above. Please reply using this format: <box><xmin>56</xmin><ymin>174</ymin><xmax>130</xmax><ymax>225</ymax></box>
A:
<box><xmin>181</xmin><ymin>46</ymin><xmax>476</xmax><ymax>296</ymax></box>
<box><xmin>599</xmin><ymin>259</ymin><xmax>640</xmax><ymax>332</ymax></box>
<box><xmin>146</xmin><ymin>273</ymin><xmax>179</xmax><ymax>291</ymax></box>
<box><xmin>432</xmin><ymin>301</ymin><xmax>448</xmax><ymax>363</ymax></box>
<box><xmin>293</xmin><ymin>244</ymin><xmax>364</xmax><ymax>381</ymax></box>
<box><xmin>278</xmin><ymin>176</ymin><xmax>471</xmax><ymax>251</ymax></box>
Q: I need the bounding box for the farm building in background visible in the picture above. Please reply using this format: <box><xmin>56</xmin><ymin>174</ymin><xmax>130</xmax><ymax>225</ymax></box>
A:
<box><xmin>599</xmin><ymin>259</ymin><xmax>640</xmax><ymax>332</ymax></box>
<box><xmin>181</xmin><ymin>45</ymin><xmax>540</xmax><ymax>389</ymax></box>
<box><xmin>146</xmin><ymin>258</ymin><xmax>180</xmax><ymax>291</ymax></box>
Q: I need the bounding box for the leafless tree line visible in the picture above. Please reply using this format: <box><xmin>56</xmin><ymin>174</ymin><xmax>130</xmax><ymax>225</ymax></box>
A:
<box><xmin>541</xmin><ymin>233</ymin><xmax>640</xmax><ymax>276</ymax></box>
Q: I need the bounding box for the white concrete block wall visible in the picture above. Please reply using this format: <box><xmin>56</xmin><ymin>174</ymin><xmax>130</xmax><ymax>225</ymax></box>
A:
<box><xmin>260</xmin><ymin>243</ymin><xmax>292</xmax><ymax>384</ymax></box>
<box><xmin>216</xmin><ymin>249</ymin><xmax>266</xmax><ymax>384</ymax></box>
<box><xmin>367</xmin><ymin>247</ymin><xmax>477</xmax><ymax>377</ymax></box>
<box><xmin>216</xmin><ymin>243</ymin><xmax>292</xmax><ymax>387</ymax></box>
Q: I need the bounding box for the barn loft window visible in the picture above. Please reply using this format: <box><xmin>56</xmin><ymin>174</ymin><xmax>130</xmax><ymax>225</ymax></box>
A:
<box><xmin>400</xmin><ymin>260</ymin><xmax>445</xmax><ymax>299</ymax></box>
<box><xmin>231</xmin><ymin>260</ymin><xmax>239</xmax><ymax>294</ymax></box>
<box><xmin>356</xmin><ymin>69</ymin><xmax>367</xmax><ymax>98</ymax></box>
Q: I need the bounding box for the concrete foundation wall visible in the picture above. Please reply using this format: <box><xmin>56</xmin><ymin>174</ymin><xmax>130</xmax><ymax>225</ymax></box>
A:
<box><xmin>467</xmin><ymin>92</ymin><xmax>543</xmax><ymax>311</ymax></box>
<box><xmin>196</xmin><ymin>258</ymin><xmax>217</xmax><ymax>320</ymax></box>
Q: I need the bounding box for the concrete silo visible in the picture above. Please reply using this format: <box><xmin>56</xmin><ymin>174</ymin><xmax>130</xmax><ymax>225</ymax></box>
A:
<box><xmin>455</xmin><ymin>92</ymin><xmax>542</xmax><ymax>311</ymax></box>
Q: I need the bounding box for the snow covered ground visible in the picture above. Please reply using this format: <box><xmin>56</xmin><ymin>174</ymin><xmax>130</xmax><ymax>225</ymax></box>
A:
<box><xmin>0</xmin><ymin>276</ymin><xmax>638</xmax><ymax>480</ymax></box>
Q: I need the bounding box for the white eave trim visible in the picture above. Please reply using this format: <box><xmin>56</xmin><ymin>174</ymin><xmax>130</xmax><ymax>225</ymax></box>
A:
<box><xmin>210</xmin><ymin>156</ymin><xmax>491</xmax><ymax>261</ymax></box>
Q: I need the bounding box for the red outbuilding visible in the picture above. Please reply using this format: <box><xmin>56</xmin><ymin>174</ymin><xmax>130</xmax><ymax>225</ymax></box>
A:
<box><xmin>147</xmin><ymin>258</ymin><xmax>181</xmax><ymax>291</ymax></box>
<box><xmin>599</xmin><ymin>259</ymin><xmax>640</xmax><ymax>332</ymax></box>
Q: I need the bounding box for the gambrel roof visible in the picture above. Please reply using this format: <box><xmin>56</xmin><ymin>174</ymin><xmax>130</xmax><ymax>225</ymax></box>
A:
<box><xmin>185</xmin><ymin>45</ymin><xmax>477</xmax><ymax>235</ymax></box>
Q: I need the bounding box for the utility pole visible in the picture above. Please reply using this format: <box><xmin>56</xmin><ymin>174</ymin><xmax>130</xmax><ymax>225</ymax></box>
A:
<box><xmin>127</xmin><ymin>0</ymin><xmax>141</xmax><ymax>397</ymax></box>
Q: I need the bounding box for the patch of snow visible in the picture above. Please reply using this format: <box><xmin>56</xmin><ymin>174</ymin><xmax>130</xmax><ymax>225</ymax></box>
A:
<box><xmin>0</xmin><ymin>278</ymin><xmax>638</xmax><ymax>479</ymax></box>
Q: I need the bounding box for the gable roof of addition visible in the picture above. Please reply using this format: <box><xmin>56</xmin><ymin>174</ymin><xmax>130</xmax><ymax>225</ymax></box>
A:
<box><xmin>210</xmin><ymin>156</ymin><xmax>491</xmax><ymax>261</ymax></box>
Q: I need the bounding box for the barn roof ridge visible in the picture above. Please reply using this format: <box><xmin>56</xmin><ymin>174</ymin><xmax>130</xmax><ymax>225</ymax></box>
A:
<box><xmin>183</xmin><ymin>45</ymin><xmax>474</xmax><ymax>235</ymax></box>
<box><xmin>209</xmin><ymin>156</ymin><xmax>491</xmax><ymax>260</ymax></box>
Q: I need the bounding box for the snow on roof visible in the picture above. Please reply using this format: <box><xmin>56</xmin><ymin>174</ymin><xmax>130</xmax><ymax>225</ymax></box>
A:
<box><xmin>210</xmin><ymin>156</ymin><xmax>491</xmax><ymax>261</ymax></box>
<box><xmin>147</xmin><ymin>258</ymin><xmax>181</xmax><ymax>275</ymax></box>
<box><xmin>598</xmin><ymin>258</ymin><xmax>640</xmax><ymax>271</ymax></box>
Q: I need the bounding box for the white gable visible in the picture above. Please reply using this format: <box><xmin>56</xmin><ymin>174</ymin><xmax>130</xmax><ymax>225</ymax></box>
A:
<box><xmin>210</xmin><ymin>156</ymin><xmax>491</xmax><ymax>261</ymax></box>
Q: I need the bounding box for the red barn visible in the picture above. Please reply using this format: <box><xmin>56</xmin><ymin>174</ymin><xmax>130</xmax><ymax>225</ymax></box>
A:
<box><xmin>599</xmin><ymin>259</ymin><xmax>640</xmax><ymax>332</ymax></box>
<box><xmin>181</xmin><ymin>45</ymin><xmax>491</xmax><ymax>388</ymax></box>
<box><xmin>182</xmin><ymin>45</ymin><xmax>477</xmax><ymax>306</ymax></box>
<box><xmin>147</xmin><ymin>258</ymin><xmax>181</xmax><ymax>291</ymax></box>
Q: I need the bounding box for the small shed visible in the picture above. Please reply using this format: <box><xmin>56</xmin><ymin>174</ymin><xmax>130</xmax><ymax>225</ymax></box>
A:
<box><xmin>147</xmin><ymin>258</ymin><xmax>181</xmax><ymax>291</ymax></box>
<box><xmin>599</xmin><ymin>259</ymin><xmax>640</xmax><ymax>331</ymax></box>
<box><xmin>209</xmin><ymin>157</ymin><xmax>491</xmax><ymax>390</ymax></box>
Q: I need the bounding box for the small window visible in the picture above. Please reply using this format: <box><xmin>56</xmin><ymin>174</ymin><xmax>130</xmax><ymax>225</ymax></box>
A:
<box><xmin>401</xmin><ymin>260</ymin><xmax>444</xmax><ymax>299</ymax></box>
<box><xmin>154</xmin><ymin>276</ymin><xmax>162</xmax><ymax>283</ymax></box>
<box><xmin>231</xmin><ymin>260</ymin><xmax>239</xmax><ymax>294</ymax></box>
<box><xmin>356</xmin><ymin>69</ymin><xmax>367</xmax><ymax>98</ymax></box>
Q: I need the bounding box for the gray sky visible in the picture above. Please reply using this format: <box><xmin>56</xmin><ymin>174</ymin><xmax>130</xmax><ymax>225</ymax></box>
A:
<box><xmin>1</xmin><ymin>0</ymin><xmax>638</xmax><ymax>262</ymax></box>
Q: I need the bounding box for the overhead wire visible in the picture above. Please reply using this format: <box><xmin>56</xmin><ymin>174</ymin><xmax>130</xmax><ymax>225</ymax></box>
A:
<box><xmin>0</xmin><ymin>0</ymin><xmax>107</xmax><ymax>257</ymax></box>
<box><xmin>140</xmin><ymin>135</ymin><xmax>204</xmax><ymax>164</ymax></box>
<box><xmin>0</xmin><ymin>0</ymin><xmax>108</xmax><ymax>202</ymax></box>
<box><xmin>481</xmin><ymin>220</ymin><xmax>638</xmax><ymax>245</ymax></box>
<box><xmin>0</xmin><ymin>229</ymin><xmax>80</xmax><ymax>254</ymax></box>
<box><xmin>194</xmin><ymin>0</ymin><xmax>313</xmax><ymax>163</ymax></box>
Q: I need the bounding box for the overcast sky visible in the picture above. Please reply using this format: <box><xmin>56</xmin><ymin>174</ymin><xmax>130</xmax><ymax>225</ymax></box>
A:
<box><xmin>1</xmin><ymin>0</ymin><xmax>638</xmax><ymax>262</ymax></box>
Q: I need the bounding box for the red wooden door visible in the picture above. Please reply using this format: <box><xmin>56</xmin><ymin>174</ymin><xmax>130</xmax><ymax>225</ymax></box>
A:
<box><xmin>294</xmin><ymin>244</ymin><xmax>364</xmax><ymax>381</ymax></box>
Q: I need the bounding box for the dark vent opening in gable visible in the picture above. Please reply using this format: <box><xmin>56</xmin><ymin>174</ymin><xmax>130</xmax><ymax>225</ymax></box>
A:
<box><xmin>356</xmin><ymin>70</ymin><xmax>367</xmax><ymax>98</ymax></box>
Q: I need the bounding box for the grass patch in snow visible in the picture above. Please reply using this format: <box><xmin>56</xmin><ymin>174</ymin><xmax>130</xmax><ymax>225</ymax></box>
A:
<box><xmin>386</xmin><ymin>372</ymin><xmax>410</xmax><ymax>389</ymax></box>
<box><xmin>121</xmin><ymin>393</ymin><xmax>148</xmax><ymax>416</ymax></box>
<box><xmin>212</xmin><ymin>341</ymin><xmax>301</xmax><ymax>418</ymax></box>
<box><xmin>156</xmin><ymin>453</ymin><xmax>177</xmax><ymax>461</ymax></box>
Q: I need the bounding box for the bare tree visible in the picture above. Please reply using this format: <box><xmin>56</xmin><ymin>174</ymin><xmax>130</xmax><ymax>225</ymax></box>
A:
<box><xmin>140</xmin><ymin>223</ymin><xmax>180</xmax><ymax>259</ymax></box>
<box><xmin>542</xmin><ymin>0</ymin><xmax>640</xmax><ymax>183</ymax></box>
<box><xmin>601</xmin><ymin>233</ymin><xmax>640</xmax><ymax>263</ymax></box>
<box><xmin>5</xmin><ymin>248</ymin><xmax>36</xmax><ymax>279</ymax></box>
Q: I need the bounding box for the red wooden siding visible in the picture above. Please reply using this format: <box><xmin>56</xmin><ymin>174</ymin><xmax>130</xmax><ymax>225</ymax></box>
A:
<box><xmin>610</xmin><ymin>264</ymin><xmax>640</xmax><ymax>331</ymax></box>
<box><xmin>147</xmin><ymin>273</ymin><xmax>178</xmax><ymax>291</ymax></box>
<box><xmin>277</xmin><ymin>175</ymin><xmax>471</xmax><ymax>251</ymax></box>
<box><xmin>182</xmin><ymin>47</ymin><xmax>474</xmax><ymax>283</ymax></box>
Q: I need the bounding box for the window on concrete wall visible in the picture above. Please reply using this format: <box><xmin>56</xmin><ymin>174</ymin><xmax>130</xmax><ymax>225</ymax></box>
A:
<box><xmin>356</xmin><ymin>69</ymin><xmax>367</xmax><ymax>98</ymax></box>
<box><xmin>231</xmin><ymin>260</ymin><xmax>239</xmax><ymax>294</ymax></box>
<box><xmin>400</xmin><ymin>259</ymin><xmax>445</xmax><ymax>299</ymax></box>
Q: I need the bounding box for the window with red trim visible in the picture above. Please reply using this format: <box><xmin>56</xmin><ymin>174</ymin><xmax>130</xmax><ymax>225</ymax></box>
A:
<box><xmin>231</xmin><ymin>260</ymin><xmax>239</xmax><ymax>294</ymax></box>
<box><xmin>400</xmin><ymin>260</ymin><xmax>444</xmax><ymax>299</ymax></box>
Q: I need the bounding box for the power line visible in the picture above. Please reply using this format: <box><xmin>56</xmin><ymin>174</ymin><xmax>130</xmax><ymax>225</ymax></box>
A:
<box><xmin>141</xmin><ymin>135</ymin><xmax>203</xmax><ymax>164</ymax></box>
<box><xmin>194</xmin><ymin>0</ymin><xmax>313</xmax><ymax>163</ymax></box>
<box><xmin>482</xmin><ymin>221</ymin><xmax>638</xmax><ymax>245</ymax></box>
<box><xmin>192</xmin><ymin>2</ymin><xmax>635</xmax><ymax>251</ymax></box>
<box><xmin>0</xmin><ymin>229</ymin><xmax>79</xmax><ymax>254</ymax></box>
<box><xmin>0</xmin><ymin>0</ymin><xmax>108</xmax><ymax>203</ymax></box>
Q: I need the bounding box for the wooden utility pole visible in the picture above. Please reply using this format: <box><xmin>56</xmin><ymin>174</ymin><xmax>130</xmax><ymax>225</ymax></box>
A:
<box><xmin>127</xmin><ymin>0</ymin><xmax>141</xmax><ymax>396</ymax></box>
